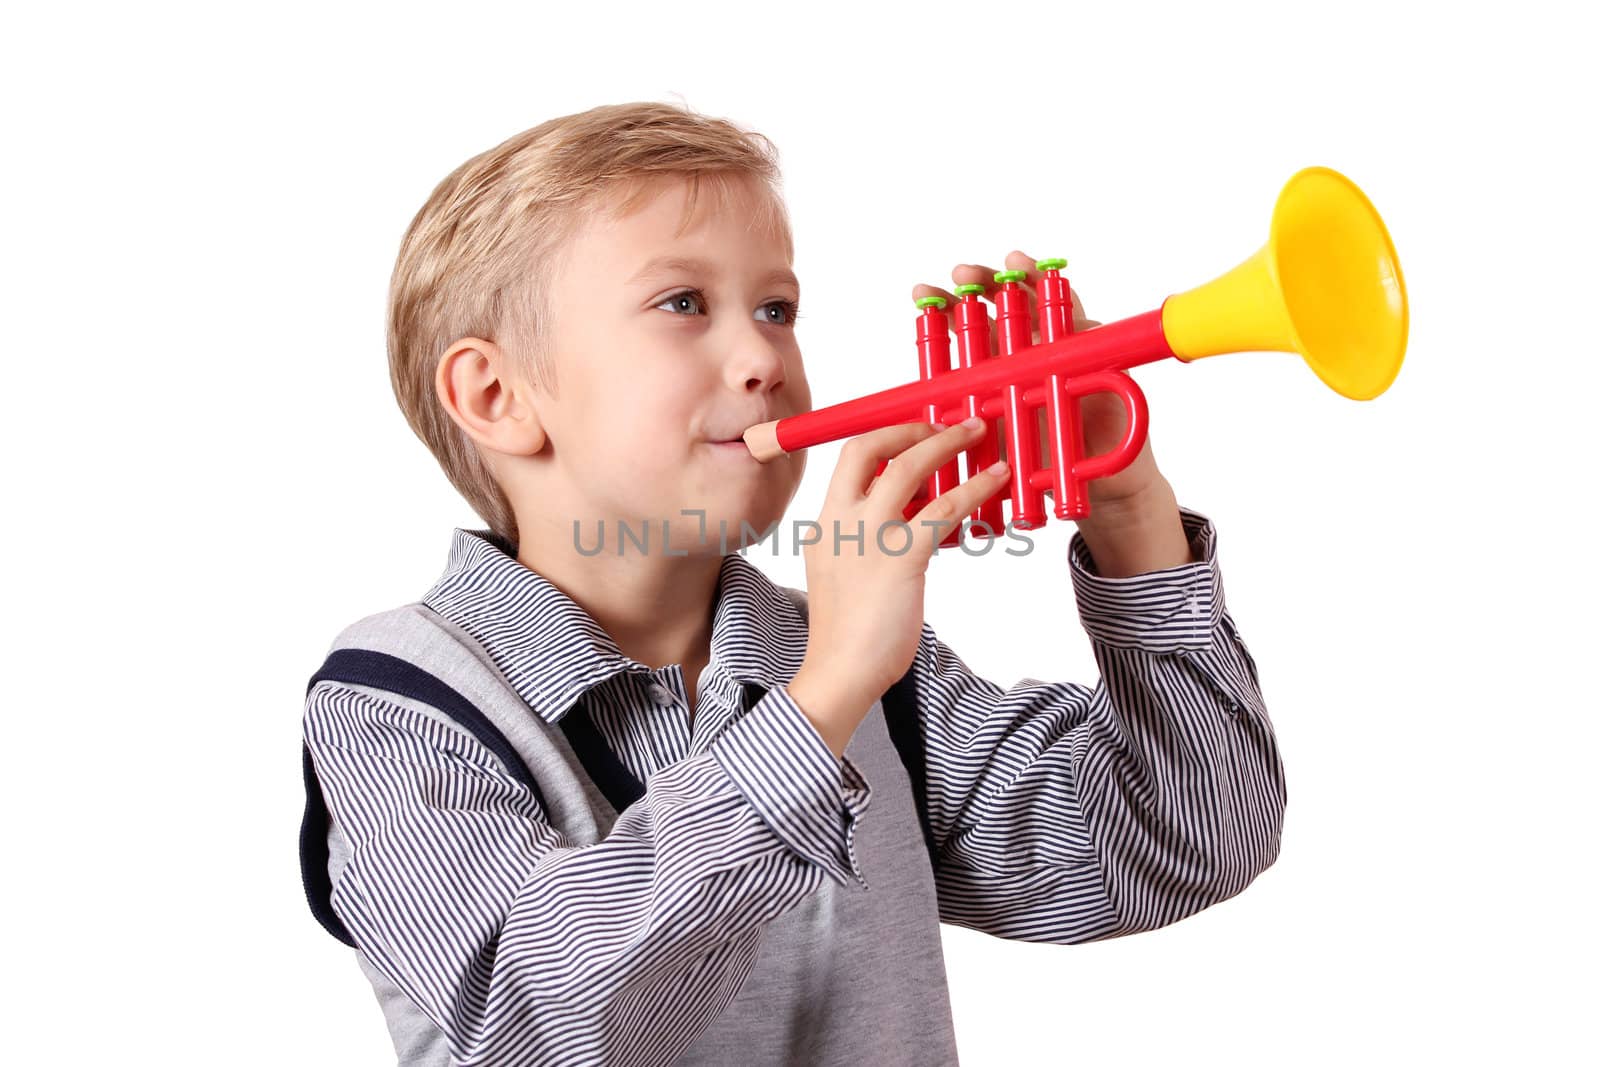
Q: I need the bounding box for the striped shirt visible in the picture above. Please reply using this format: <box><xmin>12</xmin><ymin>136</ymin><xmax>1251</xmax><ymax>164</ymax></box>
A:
<box><xmin>303</xmin><ymin>506</ymin><xmax>1287</xmax><ymax>1065</ymax></box>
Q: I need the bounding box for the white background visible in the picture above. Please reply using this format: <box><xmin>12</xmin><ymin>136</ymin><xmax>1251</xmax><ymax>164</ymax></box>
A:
<box><xmin>5</xmin><ymin>1</ymin><xmax>1595</xmax><ymax>1063</ymax></box>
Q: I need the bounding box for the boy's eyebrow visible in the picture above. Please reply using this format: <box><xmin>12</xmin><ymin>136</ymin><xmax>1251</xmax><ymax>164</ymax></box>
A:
<box><xmin>628</xmin><ymin>255</ymin><xmax>799</xmax><ymax>292</ymax></box>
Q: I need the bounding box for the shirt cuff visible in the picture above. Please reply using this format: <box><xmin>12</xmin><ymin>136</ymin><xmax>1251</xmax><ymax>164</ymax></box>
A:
<box><xmin>1067</xmin><ymin>505</ymin><xmax>1223</xmax><ymax>654</ymax></box>
<box><xmin>711</xmin><ymin>687</ymin><xmax>874</xmax><ymax>890</ymax></box>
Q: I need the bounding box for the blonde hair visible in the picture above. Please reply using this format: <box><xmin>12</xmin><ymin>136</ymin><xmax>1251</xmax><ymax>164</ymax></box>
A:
<box><xmin>387</xmin><ymin>101</ymin><xmax>793</xmax><ymax>546</ymax></box>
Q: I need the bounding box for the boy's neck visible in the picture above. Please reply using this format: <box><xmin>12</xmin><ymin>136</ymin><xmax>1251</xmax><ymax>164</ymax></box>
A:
<box><xmin>515</xmin><ymin>526</ymin><xmax>723</xmax><ymax>684</ymax></box>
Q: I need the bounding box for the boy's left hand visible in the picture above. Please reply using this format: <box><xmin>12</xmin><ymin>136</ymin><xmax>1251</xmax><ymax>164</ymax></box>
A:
<box><xmin>911</xmin><ymin>249</ymin><xmax>1168</xmax><ymax>514</ymax></box>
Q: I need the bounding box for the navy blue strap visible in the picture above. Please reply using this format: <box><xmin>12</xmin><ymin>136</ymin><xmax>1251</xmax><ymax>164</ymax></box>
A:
<box><xmin>299</xmin><ymin>743</ymin><xmax>355</xmax><ymax>946</ymax></box>
<box><xmin>309</xmin><ymin>649</ymin><xmax>543</xmax><ymax>795</ymax></box>
<box><xmin>557</xmin><ymin>702</ymin><xmax>644</xmax><ymax>812</ymax></box>
<box><xmin>300</xmin><ymin>648</ymin><xmax>549</xmax><ymax>949</ymax></box>
<box><xmin>300</xmin><ymin>649</ymin><xmax>932</xmax><ymax>953</ymax></box>
<box><xmin>558</xmin><ymin>681</ymin><xmax>768</xmax><ymax>814</ymax></box>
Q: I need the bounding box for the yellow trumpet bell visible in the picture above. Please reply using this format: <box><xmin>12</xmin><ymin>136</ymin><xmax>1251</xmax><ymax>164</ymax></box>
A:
<box><xmin>1161</xmin><ymin>166</ymin><xmax>1409</xmax><ymax>401</ymax></box>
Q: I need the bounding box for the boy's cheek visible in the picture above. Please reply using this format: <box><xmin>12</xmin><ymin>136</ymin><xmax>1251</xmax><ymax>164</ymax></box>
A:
<box><xmin>784</xmin><ymin>366</ymin><xmax>813</xmax><ymax>417</ymax></box>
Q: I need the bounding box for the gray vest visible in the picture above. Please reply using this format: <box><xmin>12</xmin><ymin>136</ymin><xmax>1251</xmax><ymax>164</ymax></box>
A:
<box><xmin>301</xmin><ymin>599</ymin><xmax>961</xmax><ymax>1066</ymax></box>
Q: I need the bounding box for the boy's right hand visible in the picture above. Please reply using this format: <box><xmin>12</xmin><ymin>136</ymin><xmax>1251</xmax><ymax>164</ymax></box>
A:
<box><xmin>787</xmin><ymin>419</ymin><xmax>1010</xmax><ymax>758</ymax></box>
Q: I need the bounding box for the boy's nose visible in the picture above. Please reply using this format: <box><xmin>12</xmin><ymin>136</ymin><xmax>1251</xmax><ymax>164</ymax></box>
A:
<box><xmin>725</xmin><ymin>335</ymin><xmax>789</xmax><ymax>395</ymax></box>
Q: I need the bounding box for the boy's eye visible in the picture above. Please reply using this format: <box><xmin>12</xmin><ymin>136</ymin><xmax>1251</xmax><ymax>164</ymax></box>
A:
<box><xmin>760</xmin><ymin>300</ymin><xmax>801</xmax><ymax>326</ymax></box>
<box><xmin>655</xmin><ymin>288</ymin><xmax>801</xmax><ymax>327</ymax></box>
<box><xmin>657</xmin><ymin>289</ymin><xmax>706</xmax><ymax>316</ymax></box>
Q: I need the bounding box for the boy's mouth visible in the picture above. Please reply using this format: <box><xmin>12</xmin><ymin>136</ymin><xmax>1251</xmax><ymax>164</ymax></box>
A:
<box><xmin>705</xmin><ymin>413</ymin><xmax>773</xmax><ymax>448</ymax></box>
<box><xmin>704</xmin><ymin>423</ymin><xmax>769</xmax><ymax>460</ymax></box>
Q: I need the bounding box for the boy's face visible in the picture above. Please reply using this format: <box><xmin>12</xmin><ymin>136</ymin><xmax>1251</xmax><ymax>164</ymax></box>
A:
<box><xmin>529</xmin><ymin>174</ymin><xmax>810</xmax><ymax>556</ymax></box>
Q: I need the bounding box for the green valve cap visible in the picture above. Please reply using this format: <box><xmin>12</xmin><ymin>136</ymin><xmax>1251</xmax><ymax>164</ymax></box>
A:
<box><xmin>994</xmin><ymin>269</ymin><xmax>1028</xmax><ymax>284</ymax></box>
<box><xmin>954</xmin><ymin>283</ymin><xmax>986</xmax><ymax>297</ymax></box>
<box><xmin>1036</xmin><ymin>257</ymin><xmax>1068</xmax><ymax>271</ymax></box>
<box><xmin>915</xmin><ymin>295</ymin><xmax>948</xmax><ymax>310</ymax></box>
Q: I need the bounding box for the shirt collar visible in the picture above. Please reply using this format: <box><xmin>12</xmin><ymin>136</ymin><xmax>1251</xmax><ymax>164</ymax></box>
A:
<box><xmin>422</xmin><ymin>529</ymin><xmax>808</xmax><ymax>724</ymax></box>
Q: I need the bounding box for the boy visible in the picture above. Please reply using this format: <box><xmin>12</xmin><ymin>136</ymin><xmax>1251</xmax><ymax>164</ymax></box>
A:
<box><xmin>300</xmin><ymin>101</ymin><xmax>1287</xmax><ymax>1066</ymax></box>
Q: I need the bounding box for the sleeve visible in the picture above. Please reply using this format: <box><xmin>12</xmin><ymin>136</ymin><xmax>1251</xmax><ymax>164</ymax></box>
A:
<box><xmin>911</xmin><ymin>505</ymin><xmax>1288</xmax><ymax>944</ymax></box>
<box><xmin>303</xmin><ymin>681</ymin><xmax>872</xmax><ymax>1067</ymax></box>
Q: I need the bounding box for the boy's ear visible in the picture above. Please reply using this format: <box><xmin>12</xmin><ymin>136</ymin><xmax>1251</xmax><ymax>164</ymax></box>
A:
<box><xmin>435</xmin><ymin>337</ymin><xmax>547</xmax><ymax>457</ymax></box>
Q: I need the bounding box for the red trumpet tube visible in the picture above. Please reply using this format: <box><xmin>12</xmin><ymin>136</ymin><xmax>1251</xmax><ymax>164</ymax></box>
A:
<box><xmin>913</xmin><ymin>298</ymin><xmax>964</xmax><ymax>548</ymax></box>
<box><xmin>994</xmin><ymin>276</ymin><xmax>1047</xmax><ymax>530</ymax></box>
<box><xmin>744</xmin><ymin>305</ymin><xmax>1168</xmax><ymax>533</ymax></box>
<box><xmin>951</xmin><ymin>287</ymin><xmax>1005</xmax><ymax>537</ymax></box>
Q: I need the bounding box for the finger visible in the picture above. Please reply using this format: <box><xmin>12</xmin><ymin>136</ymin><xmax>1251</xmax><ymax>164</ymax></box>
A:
<box><xmin>955</xmin><ymin>253</ymin><xmax>1052</xmax><ymax>354</ymax></box>
<box><xmin>1003</xmin><ymin>249</ymin><xmax>1045</xmax><ymax>300</ymax></box>
<box><xmin>935</xmin><ymin>254</ymin><xmax>1072</xmax><ymax>353</ymax></box>
<box><xmin>946</xmin><ymin>263</ymin><xmax>1007</xmax><ymax>356</ymax></box>
<box><xmin>829</xmin><ymin>421</ymin><xmax>946</xmax><ymax>503</ymax></box>
<box><xmin>950</xmin><ymin>261</ymin><xmax>1025</xmax><ymax>307</ymax></box>
<box><xmin>953</xmin><ymin>251</ymin><xmax>1042</xmax><ymax>304</ymax></box>
<box><xmin>908</xmin><ymin>456</ymin><xmax>1010</xmax><ymax>549</ymax></box>
<box><xmin>1069</xmin><ymin>288</ymin><xmax>1100</xmax><ymax>331</ymax></box>
<box><xmin>951</xmin><ymin>262</ymin><xmax>997</xmax><ymax>290</ymax></box>
<box><xmin>866</xmin><ymin>417</ymin><xmax>989</xmax><ymax>510</ymax></box>
<box><xmin>1073</xmin><ymin>285</ymin><xmax>1101</xmax><ymax>330</ymax></box>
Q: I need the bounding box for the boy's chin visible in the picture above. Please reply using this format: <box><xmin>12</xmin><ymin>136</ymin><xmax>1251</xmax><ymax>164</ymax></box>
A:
<box><xmin>654</xmin><ymin>499</ymin><xmax>789</xmax><ymax>556</ymax></box>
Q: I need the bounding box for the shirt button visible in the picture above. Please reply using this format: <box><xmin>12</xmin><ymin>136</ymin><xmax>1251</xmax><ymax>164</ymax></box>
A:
<box><xmin>647</xmin><ymin>683</ymin><xmax>675</xmax><ymax>706</ymax></box>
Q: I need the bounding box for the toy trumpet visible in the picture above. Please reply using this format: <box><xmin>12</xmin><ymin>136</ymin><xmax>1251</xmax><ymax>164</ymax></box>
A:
<box><xmin>742</xmin><ymin>166</ymin><xmax>1408</xmax><ymax>545</ymax></box>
